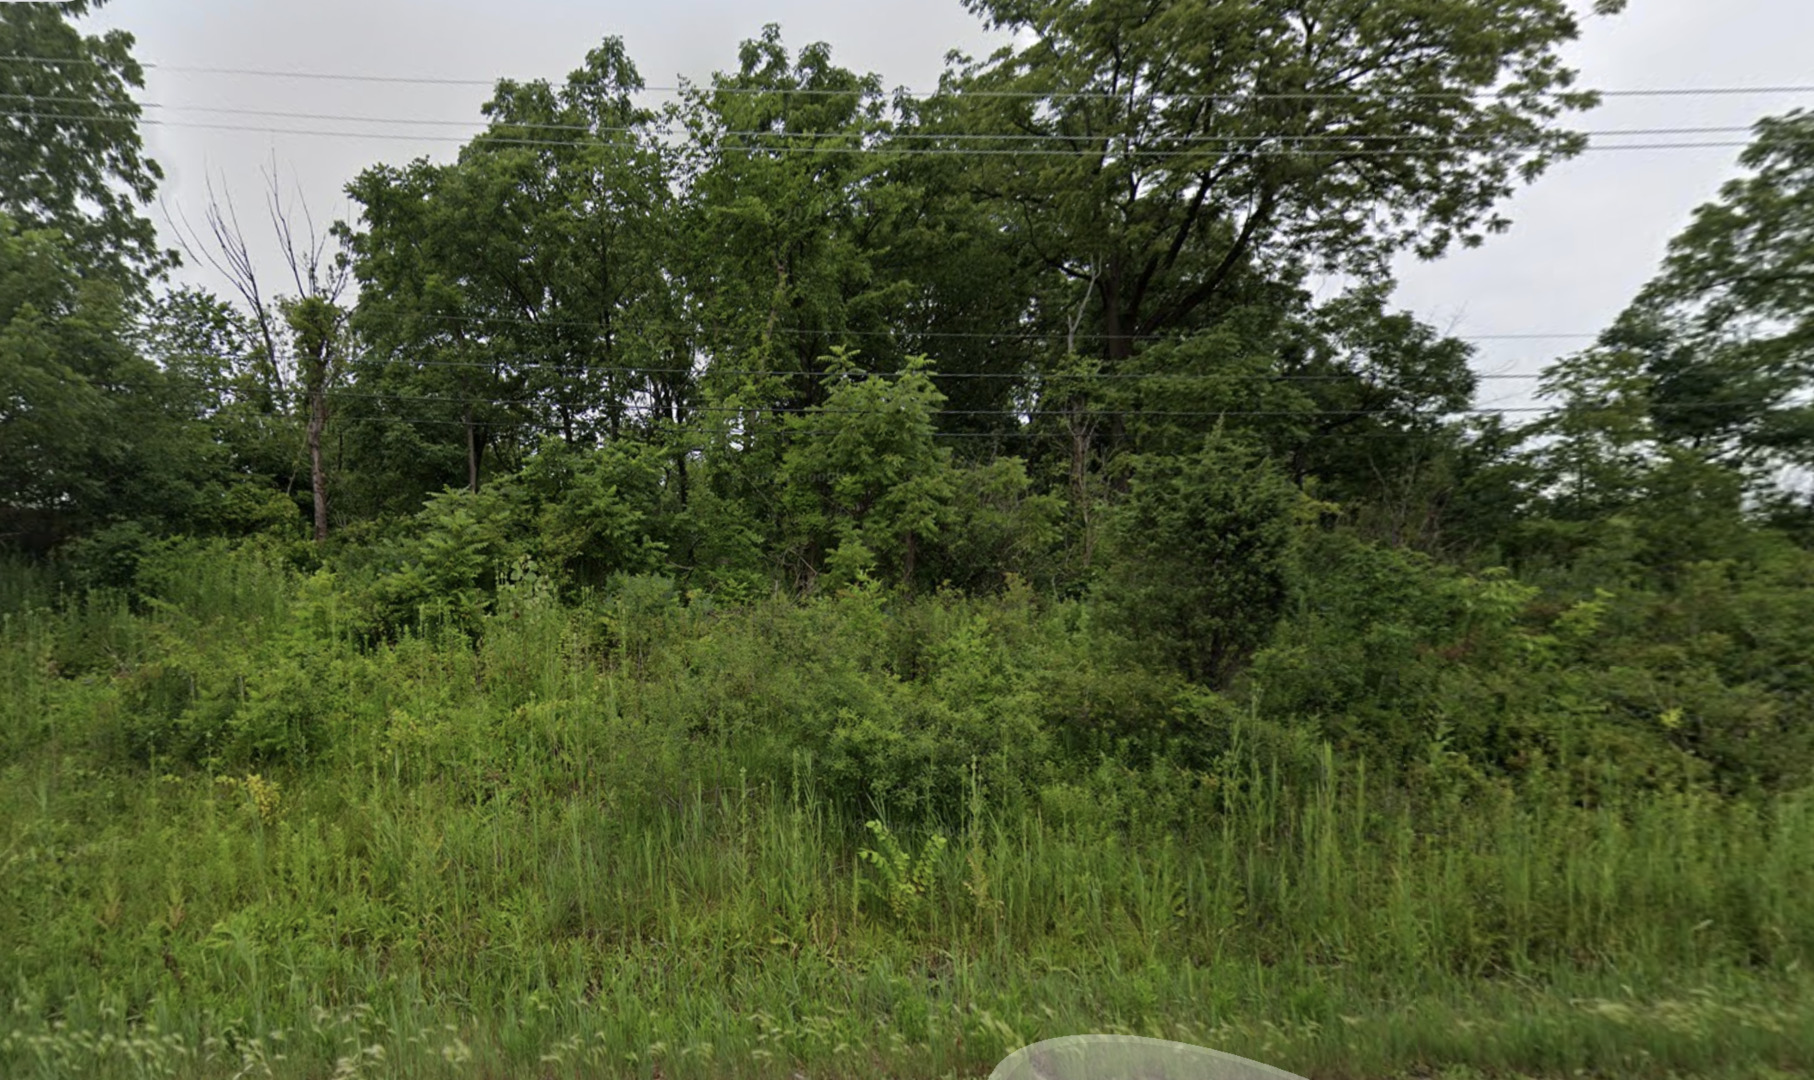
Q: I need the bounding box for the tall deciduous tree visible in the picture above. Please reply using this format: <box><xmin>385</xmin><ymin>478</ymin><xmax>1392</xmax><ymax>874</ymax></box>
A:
<box><xmin>921</xmin><ymin>0</ymin><xmax>1626</xmax><ymax>514</ymax></box>
<box><xmin>939</xmin><ymin>0</ymin><xmax>1625</xmax><ymax>363</ymax></box>
<box><xmin>1526</xmin><ymin>110</ymin><xmax>1814</xmax><ymax>538</ymax></box>
<box><xmin>343</xmin><ymin>39</ymin><xmax>678</xmax><ymax>509</ymax></box>
<box><xmin>668</xmin><ymin>27</ymin><xmax>927</xmax><ymax>569</ymax></box>
<box><xmin>0</xmin><ymin>3</ymin><xmax>242</xmax><ymax>548</ymax></box>
<box><xmin>675</xmin><ymin>25</ymin><xmax>900</xmax><ymax>399</ymax></box>
<box><xmin>0</xmin><ymin>0</ymin><xmax>168</xmax><ymax>287</ymax></box>
<box><xmin>1617</xmin><ymin>110</ymin><xmax>1814</xmax><ymax>494</ymax></box>
<box><xmin>172</xmin><ymin>170</ymin><xmax>350</xmax><ymax>542</ymax></box>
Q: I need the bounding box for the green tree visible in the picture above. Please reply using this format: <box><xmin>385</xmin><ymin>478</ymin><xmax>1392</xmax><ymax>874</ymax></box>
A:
<box><xmin>338</xmin><ymin>157</ymin><xmax>516</xmax><ymax>514</ymax></box>
<box><xmin>936</xmin><ymin>0</ymin><xmax>1624</xmax><ymax>365</ymax></box>
<box><xmin>1095</xmin><ymin>431</ymin><xmax>1307</xmax><ymax>686</ymax></box>
<box><xmin>859</xmin><ymin>120</ymin><xmax>1047</xmax><ymax>440</ymax></box>
<box><xmin>0</xmin><ymin>0</ymin><xmax>168</xmax><ymax>287</ymax></box>
<box><xmin>0</xmin><ymin>214</ymin><xmax>121</xmax><ymax>521</ymax></box>
<box><xmin>921</xmin><ymin>0</ymin><xmax>1626</xmax><ymax>516</ymax></box>
<box><xmin>664</xmin><ymin>28</ymin><xmax>942</xmax><ymax>588</ymax></box>
<box><xmin>674</xmin><ymin>26</ymin><xmax>901</xmax><ymax>396</ymax></box>
<box><xmin>1608</xmin><ymin>110</ymin><xmax>1814</xmax><ymax>506</ymax></box>
<box><xmin>0</xmin><ymin>214</ymin><xmax>218</xmax><ymax>540</ymax></box>
<box><xmin>343</xmin><ymin>39</ymin><xmax>679</xmax><ymax>511</ymax></box>
<box><xmin>1275</xmin><ymin>285</ymin><xmax>1488</xmax><ymax>551</ymax></box>
<box><xmin>777</xmin><ymin>352</ymin><xmax>958</xmax><ymax>590</ymax></box>
<box><xmin>1524</xmin><ymin>335</ymin><xmax>1660</xmax><ymax>523</ymax></box>
<box><xmin>0</xmin><ymin>2</ymin><xmax>230</xmax><ymax>549</ymax></box>
<box><xmin>1519</xmin><ymin>109</ymin><xmax>1814</xmax><ymax>559</ymax></box>
<box><xmin>136</xmin><ymin>287</ymin><xmax>299</xmax><ymax>536</ymax></box>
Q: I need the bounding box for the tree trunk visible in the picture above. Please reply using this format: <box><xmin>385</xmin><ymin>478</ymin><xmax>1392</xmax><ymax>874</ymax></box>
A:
<box><xmin>1069</xmin><ymin>406</ymin><xmax>1097</xmax><ymax>570</ymax></box>
<box><xmin>465</xmin><ymin>408</ymin><xmax>480</xmax><ymax>494</ymax></box>
<box><xmin>308</xmin><ymin>385</ymin><xmax>329</xmax><ymax>543</ymax></box>
<box><xmin>1100</xmin><ymin>266</ymin><xmax>1134</xmax><ymax>366</ymax></box>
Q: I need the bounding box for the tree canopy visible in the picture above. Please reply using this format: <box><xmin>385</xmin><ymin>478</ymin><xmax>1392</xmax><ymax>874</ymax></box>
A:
<box><xmin>0</xmin><ymin>0</ymin><xmax>168</xmax><ymax>287</ymax></box>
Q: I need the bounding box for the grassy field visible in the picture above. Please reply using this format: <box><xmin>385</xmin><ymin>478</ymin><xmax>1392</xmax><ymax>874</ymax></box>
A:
<box><xmin>3</xmin><ymin>547</ymin><xmax>1812</xmax><ymax>1079</ymax></box>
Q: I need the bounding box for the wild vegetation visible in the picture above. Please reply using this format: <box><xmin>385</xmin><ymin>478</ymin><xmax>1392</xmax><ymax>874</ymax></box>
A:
<box><xmin>6</xmin><ymin>1</ymin><xmax>1814</xmax><ymax>1077</ymax></box>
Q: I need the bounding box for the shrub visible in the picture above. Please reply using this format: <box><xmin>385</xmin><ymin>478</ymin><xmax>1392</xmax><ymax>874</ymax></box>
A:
<box><xmin>1093</xmin><ymin>432</ymin><xmax>1305</xmax><ymax>687</ymax></box>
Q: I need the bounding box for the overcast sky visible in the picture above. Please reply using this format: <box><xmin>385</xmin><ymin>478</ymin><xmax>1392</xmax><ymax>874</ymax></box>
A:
<box><xmin>85</xmin><ymin>0</ymin><xmax>1814</xmax><ymax>413</ymax></box>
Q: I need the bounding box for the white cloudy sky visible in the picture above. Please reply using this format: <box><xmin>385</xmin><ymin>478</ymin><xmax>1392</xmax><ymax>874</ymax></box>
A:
<box><xmin>84</xmin><ymin>0</ymin><xmax>1814</xmax><ymax>412</ymax></box>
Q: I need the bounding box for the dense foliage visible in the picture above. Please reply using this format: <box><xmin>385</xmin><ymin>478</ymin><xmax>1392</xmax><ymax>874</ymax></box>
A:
<box><xmin>5</xmin><ymin>1</ymin><xmax>1814</xmax><ymax>1077</ymax></box>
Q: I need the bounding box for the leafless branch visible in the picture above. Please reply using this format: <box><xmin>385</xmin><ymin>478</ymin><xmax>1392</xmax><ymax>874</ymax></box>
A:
<box><xmin>261</xmin><ymin>153</ymin><xmax>352</xmax><ymax>306</ymax></box>
<box><xmin>162</xmin><ymin>174</ymin><xmax>286</xmax><ymax>393</ymax></box>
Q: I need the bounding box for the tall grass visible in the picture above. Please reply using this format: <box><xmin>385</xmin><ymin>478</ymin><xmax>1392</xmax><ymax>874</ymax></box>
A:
<box><xmin>2</xmin><ymin>544</ymin><xmax>1811</xmax><ymax>1079</ymax></box>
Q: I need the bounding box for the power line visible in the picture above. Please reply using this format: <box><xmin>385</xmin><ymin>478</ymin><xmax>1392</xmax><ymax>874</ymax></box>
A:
<box><xmin>0</xmin><ymin>55</ymin><xmax>499</xmax><ymax>88</ymax></box>
<box><xmin>153</xmin><ymin>311</ymin><xmax>1592</xmax><ymax>369</ymax></box>
<box><xmin>6</xmin><ymin>54</ymin><xmax>1814</xmax><ymax>102</ymax></box>
<box><xmin>312</xmin><ymin>390</ymin><xmax>1754</xmax><ymax>419</ymax></box>
<box><xmin>337</xmin><ymin>305</ymin><xmax>1601</xmax><ymax>343</ymax></box>
<box><xmin>329</xmin><ymin>348</ymin><xmax>1563</xmax><ymax>380</ymax></box>
<box><xmin>171</xmin><ymin>344</ymin><xmax>1566</xmax><ymax>381</ymax></box>
<box><xmin>334</xmin><ymin>355</ymin><xmax>1557</xmax><ymax>381</ymax></box>
<box><xmin>0</xmin><ymin>93</ymin><xmax>1759</xmax><ymax>145</ymax></box>
<box><xmin>0</xmin><ymin>107</ymin><xmax>1753</xmax><ymax>157</ymax></box>
<box><xmin>324</xmin><ymin>308</ymin><xmax>1597</xmax><ymax>346</ymax></box>
<box><xmin>298</xmin><ymin>405</ymin><xmax>1481</xmax><ymax>439</ymax></box>
<box><xmin>153</xmin><ymin>299</ymin><xmax>1598</xmax><ymax>348</ymax></box>
<box><xmin>315</xmin><ymin>414</ymin><xmax>1505</xmax><ymax>440</ymax></box>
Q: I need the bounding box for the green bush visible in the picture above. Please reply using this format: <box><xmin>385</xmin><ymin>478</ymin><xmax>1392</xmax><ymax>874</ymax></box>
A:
<box><xmin>511</xmin><ymin>439</ymin><xmax>670</xmax><ymax>594</ymax></box>
<box><xmin>56</xmin><ymin>519</ymin><xmax>168</xmax><ymax>598</ymax></box>
<box><xmin>1094</xmin><ymin>432</ymin><xmax>1305</xmax><ymax>687</ymax></box>
<box><xmin>351</xmin><ymin>487</ymin><xmax>523</xmax><ymax>642</ymax></box>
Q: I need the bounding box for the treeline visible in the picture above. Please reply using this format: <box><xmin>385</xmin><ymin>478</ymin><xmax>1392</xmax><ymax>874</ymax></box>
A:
<box><xmin>5</xmin><ymin>0</ymin><xmax>1814</xmax><ymax>799</ymax></box>
<box><xmin>9</xmin><ymin>6</ymin><xmax>1814</xmax><ymax>1074</ymax></box>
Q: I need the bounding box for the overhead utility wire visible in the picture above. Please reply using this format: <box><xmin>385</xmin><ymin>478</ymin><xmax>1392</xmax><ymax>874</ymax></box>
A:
<box><xmin>307</xmin><ymin>410</ymin><xmax>1490</xmax><ymax>439</ymax></box>
<box><xmin>322</xmin><ymin>307</ymin><xmax>1600</xmax><ymax>343</ymax></box>
<box><xmin>151</xmin><ymin>315</ymin><xmax>1600</xmax><ymax>347</ymax></box>
<box><xmin>0</xmin><ymin>93</ymin><xmax>1760</xmax><ymax>144</ymax></box>
<box><xmin>313</xmin><ymin>391</ymin><xmax>1769</xmax><ymax>418</ymax></box>
<box><xmin>337</xmin><ymin>357</ymin><xmax>1561</xmax><ymax>380</ymax></box>
<box><xmin>0</xmin><ymin>108</ymin><xmax>1753</xmax><ymax>156</ymax></box>
<box><xmin>5</xmin><ymin>54</ymin><xmax>1814</xmax><ymax>101</ymax></box>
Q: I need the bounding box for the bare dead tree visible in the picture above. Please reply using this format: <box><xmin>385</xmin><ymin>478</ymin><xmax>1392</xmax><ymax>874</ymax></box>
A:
<box><xmin>165</xmin><ymin>157</ymin><xmax>352</xmax><ymax>543</ymax></box>
<box><xmin>264</xmin><ymin>160</ymin><xmax>352</xmax><ymax>544</ymax></box>
<box><xmin>166</xmin><ymin>175</ymin><xmax>284</xmax><ymax>399</ymax></box>
<box><xmin>263</xmin><ymin>157</ymin><xmax>351</xmax><ymax>306</ymax></box>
